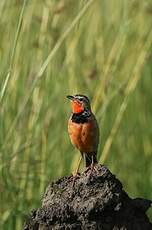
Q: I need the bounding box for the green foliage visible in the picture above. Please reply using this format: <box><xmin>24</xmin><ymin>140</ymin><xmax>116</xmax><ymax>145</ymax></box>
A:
<box><xmin>0</xmin><ymin>0</ymin><xmax>152</xmax><ymax>228</ymax></box>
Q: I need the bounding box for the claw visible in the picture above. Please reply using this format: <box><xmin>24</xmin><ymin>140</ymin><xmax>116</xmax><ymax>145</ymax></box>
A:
<box><xmin>72</xmin><ymin>174</ymin><xmax>80</xmax><ymax>187</ymax></box>
<box><xmin>85</xmin><ymin>163</ymin><xmax>98</xmax><ymax>175</ymax></box>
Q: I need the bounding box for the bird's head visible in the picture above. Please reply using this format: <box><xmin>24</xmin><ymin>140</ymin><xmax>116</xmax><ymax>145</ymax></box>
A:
<box><xmin>67</xmin><ymin>94</ymin><xmax>91</xmax><ymax>114</ymax></box>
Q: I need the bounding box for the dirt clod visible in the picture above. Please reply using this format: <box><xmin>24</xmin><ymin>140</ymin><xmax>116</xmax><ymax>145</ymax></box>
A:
<box><xmin>23</xmin><ymin>164</ymin><xmax>152</xmax><ymax>230</ymax></box>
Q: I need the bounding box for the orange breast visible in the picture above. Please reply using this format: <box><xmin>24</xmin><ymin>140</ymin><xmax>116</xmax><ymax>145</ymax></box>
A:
<box><xmin>68</xmin><ymin>114</ymin><xmax>99</xmax><ymax>154</ymax></box>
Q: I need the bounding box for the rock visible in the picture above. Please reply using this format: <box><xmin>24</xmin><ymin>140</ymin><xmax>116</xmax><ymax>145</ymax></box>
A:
<box><xmin>22</xmin><ymin>164</ymin><xmax>152</xmax><ymax>230</ymax></box>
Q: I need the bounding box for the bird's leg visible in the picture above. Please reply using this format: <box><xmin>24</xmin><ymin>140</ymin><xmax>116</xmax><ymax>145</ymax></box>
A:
<box><xmin>86</xmin><ymin>155</ymin><xmax>98</xmax><ymax>175</ymax></box>
<box><xmin>83</xmin><ymin>154</ymin><xmax>86</xmax><ymax>168</ymax></box>
<box><xmin>90</xmin><ymin>155</ymin><xmax>98</xmax><ymax>172</ymax></box>
<box><xmin>76</xmin><ymin>153</ymin><xmax>83</xmax><ymax>175</ymax></box>
<box><xmin>72</xmin><ymin>153</ymin><xmax>82</xmax><ymax>187</ymax></box>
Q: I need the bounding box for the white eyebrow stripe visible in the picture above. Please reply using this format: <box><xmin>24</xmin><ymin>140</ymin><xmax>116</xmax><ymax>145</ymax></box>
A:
<box><xmin>75</xmin><ymin>95</ymin><xmax>90</xmax><ymax>103</ymax></box>
<box><xmin>78</xmin><ymin>96</ymin><xmax>83</xmax><ymax>99</ymax></box>
<box><xmin>75</xmin><ymin>96</ymin><xmax>83</xmax><ymax>100</ymax></box>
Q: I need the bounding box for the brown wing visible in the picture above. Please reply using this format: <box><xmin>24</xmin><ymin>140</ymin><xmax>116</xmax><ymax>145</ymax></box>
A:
<box><xmin>81</xmin><ymin>113</ymin><xmax>99</xmax><ymax>154</ymax></box>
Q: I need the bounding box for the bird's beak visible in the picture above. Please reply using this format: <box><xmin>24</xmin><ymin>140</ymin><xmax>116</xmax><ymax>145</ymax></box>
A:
<box><xmin>67</xmin><ymin>95</ymin><xmax>74</xmax><ymax>100</ymax></box>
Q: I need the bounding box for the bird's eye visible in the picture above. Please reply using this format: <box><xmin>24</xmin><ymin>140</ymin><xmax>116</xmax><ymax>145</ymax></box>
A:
<box><xmin>79</xmin><ymin>98</ymin><xmax>83</xmax><ymax>102</ymax></box>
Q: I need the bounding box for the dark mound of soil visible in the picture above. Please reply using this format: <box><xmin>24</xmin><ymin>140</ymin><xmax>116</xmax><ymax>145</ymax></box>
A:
<box><xmin>23</xmin><ymin>164</ymin><xmax>152</xmax><ymax>230</ymax></box>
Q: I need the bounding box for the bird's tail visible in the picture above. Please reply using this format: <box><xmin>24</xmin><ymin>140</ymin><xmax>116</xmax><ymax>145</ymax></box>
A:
<box><xmin>85</xmin><ymin>154</ymin><xmax>97</xmax><ymax>167</ymax></box>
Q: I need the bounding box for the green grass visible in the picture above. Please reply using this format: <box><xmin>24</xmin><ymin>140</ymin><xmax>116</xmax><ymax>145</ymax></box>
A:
<box><xmin>0</xmin><ymin>0</ymin><xmax>152</xmax><ymax>229</ymax></box>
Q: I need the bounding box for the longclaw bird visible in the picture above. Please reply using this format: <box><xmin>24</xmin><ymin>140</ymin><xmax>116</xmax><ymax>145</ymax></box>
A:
<box><xmin>67</xmin><ymin>94</ymin><xmax>99</xmax><ymax>175</ymax></box>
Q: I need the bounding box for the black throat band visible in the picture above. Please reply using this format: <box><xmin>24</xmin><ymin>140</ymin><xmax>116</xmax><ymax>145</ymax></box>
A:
<box><xmin>71</xmin><ymin>111</ymin><xmax>90</xmax><ymax>124</ymax></box>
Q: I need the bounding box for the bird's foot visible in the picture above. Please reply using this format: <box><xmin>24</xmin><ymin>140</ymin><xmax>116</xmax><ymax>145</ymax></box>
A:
<box><xmin>85</xmin><ymin>163</ymin><xmax>98</xmax><ymax>175</ymax></box>
<box><xmin>71</xmin><ymin>173</ymin><xmax>80</xmax><ymax>187</ymax></box>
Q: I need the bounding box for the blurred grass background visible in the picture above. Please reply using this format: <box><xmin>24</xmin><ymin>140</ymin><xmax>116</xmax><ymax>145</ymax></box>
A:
<box><xmin>0</xmin><ymin>0</ymin><xmax>152</xmax><ymax>229</ymax></box>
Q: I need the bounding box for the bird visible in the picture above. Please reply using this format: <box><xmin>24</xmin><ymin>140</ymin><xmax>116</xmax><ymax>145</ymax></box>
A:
<box><xmin>67</xmin><ymin>94</ymin><xmax>99</xmax><ymax>174</ymax></box>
